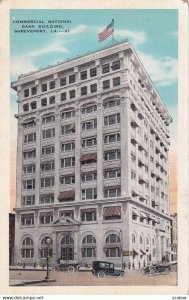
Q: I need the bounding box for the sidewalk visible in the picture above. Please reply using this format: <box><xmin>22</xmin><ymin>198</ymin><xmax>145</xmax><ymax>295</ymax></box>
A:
<box><xmin>10</xmin><ymin>279</ymin><xmax>56</xmax><ymax>286</ymax></box>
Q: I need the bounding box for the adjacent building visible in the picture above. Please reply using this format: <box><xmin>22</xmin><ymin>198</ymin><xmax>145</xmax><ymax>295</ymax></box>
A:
<box><xmin>12</xmin><ymin>39</ymin><xmax>173</xmax><ymax>269</ymax></box>
<box><xmin>9</xmin><ymin>213</ymin><xmax>15</xmax><ymax>265</ymax></box>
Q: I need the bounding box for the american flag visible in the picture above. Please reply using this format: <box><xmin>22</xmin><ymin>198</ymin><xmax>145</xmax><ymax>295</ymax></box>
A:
<box><xmin>98</xmin><ymin>20</ymin><xmax>114</xmax><ymax>42</ymax></box>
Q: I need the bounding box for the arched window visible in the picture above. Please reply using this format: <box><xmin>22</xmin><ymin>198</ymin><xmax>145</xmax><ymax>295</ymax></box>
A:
<box><xmin>105</xmin><ymin>233</ymin><xmax>121</xmax><ymax>258</ymax></box>
<box><xmin>82</xmin><ymin>235</ymin><xmax>96</xmax><ymax>258</ymax></box>
<box><xmin>152</xmin><ymin>238</ymin><xmax>155</xmax><ymax>246</ymax></box>
<box><xmin>40</xmin><ymin>237</ymin><xmax>53</xmax><ymax>258</ymax></box>
<box><xmin>61</xmin><ymin>235</ymin><xmax>74</xmax><ymax>261</ymax></box>
<box><xmin>140</xmin><ymin>236</ymin><xmax>143</xmax><ymax>244</ymax></box>
<box><xmin>61</xmin><ymin>236</ymin><xmax>74</xmax><ymax>246</ymax></box>
<box><xmin>132</xmin><ymin>234</ymin><xmax>136</xmax><ymax>244</ymax></box>
<box><xmin>21</xmin><ymin>237</ymin><xmax>34</xmax><ymax>258</ymax></box>
<box><xmin>146</xmin><ymin>237</ymin><xmax>149</xmax><ymax>245</ymax></box>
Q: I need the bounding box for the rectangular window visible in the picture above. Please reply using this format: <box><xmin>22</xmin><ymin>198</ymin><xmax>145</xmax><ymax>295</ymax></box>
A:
<box><xmin>104</xmin><ymin>99</ymin><xmax>120</xmax><ymax>109</ymax></box>
<box><xmin>41</xmin><ymin>177</ymin><xmax>54</xmax><ymax>188</ymax></box>
<box><xmin>111</xmin><ymin>60</ymin><xmax>120</xmax><ymax>70</ymax></box>
<box><xmin>31</xmin><ymin>86</ymin><xmax>37</xmax><ymax>95</ymax></box>
<box><xmin>61</xmin><ymin>157</ymin><xmax>75</xmax><ymax>168</ymax></box>
<box><xmin>61</xmin><ymin>142</ymin><xmax>75</xmax><ymax>152</ymax></box>
<box><xmin>104</xmin><ymin>133</ymin><xmax>120</xmax><ymax>144</ymax></box>
<box><xmin>69</xmin><ymin>74</ymin><xmax>76</xmax><ymax>84</ymax></box>
<box><xmin>69</xmin><ymin>90</ymin><xmax>75</xmax><ymax>99</ymax></box>
<box><xmin>102</xmin><ymin>63</ymin><xmax>110</xmax><ymax>74</ymax></box>
<box><xmin>61</xmin><ymin>110</ymin><xmax>75</xmax><ymax>119</ymax></box>
<box><xmin>104</xmin><ymin>149</ymin><xmax>120</xmax><ymax>161</ymax></box>
<box><xmin>103</xmin><ymin>80</ymin><xmax>110</xmax><ymax>89</ymax></box>
<box><xmin>82</xmin><ymin>188</ymin><xmax>97</xmax><ymax>200</ymax></box>
<box><xmin>60</xmin><ymin>77</ymin><xmax>67</xmax><ymax>86</ymax></box>
<box><xmin>22</xmin><ymin>195</ymin><xmax>35</xmax><ymax>206</ymax></box>
<box><xmin>49</xmin><ymin>96</ymin><xmax>55</xmax><ymax>104</ymax></box>
<box><xmin>24</xmin><ymin>133</ymin><xmax>36</xmax><ymax>144</ymax></box>
<box><xmin>42</xmin><ymin>128</ymin><xmax>55</xmax><ymax>139</ymax></box>
<box><xmin>90</xmin><ymin>84</ymin><xmax>97</xmax><ymax>93</ymax></box>
<box><xmin>81</xmin><ymin>105</ymin><xmax>97</xmax><ymax>114</ymax></box>
<box><xmin>41</xmin><ymin>98</ymin><xmax>47</xmax><ymax>107</ymax></box>
<box><xmin>24</xmin><ymin>89</ymin><xmax>29</xmax><ymax>97</ymax></box>
<box><xmin>104</xmin><ymin>113</ymin><xmax>120</xmax><ymax>126</ymax></box>
<box><xmin>131</xmin><ymin>170</ymin><xmax>136</xmax><ymax>180</ymax></box>
<box><xmin>81</xmin><ymin>211</ymin><xmax>96</xmax><ymax>222</ymax></box>
<box><xmin>23</xmin><ymin>164</ymin><xmax>36</xmax><ymax>174</ymax></box>
<box><xmin>61</xmin><ymin>92</ymin><xmax>67</xmax><ymax>101</ymax></box>
<box><xmin>82</xmin><ymin>137</ymin><xmax>97</xmax><ymax>148</ymax></box>
<box><xmin>81</xmin><ymin>172</ymin><xmax>97</xmax><ymax>182</ymax></box>
<box><xmin>104</xmin><ymin>169</ymin><xmax>121</xmax><ymax>179</ymax></box>
<box><xmin>40</xmin><ymin>213</ymin><xmax>53</xmax><ymax>224</ymax></box>
<box><xmin>104</xmin><ymin>188</ymin><xmax>121</xmax><ymax>198</ymax></box>
<box><xmin>49</xmin><ymin>81</ymin><xmax>55</xmax><ymax>90</ymax></box>
<box><xmin>81</xmin><ymin>119</ymin><xmax>97</xmax><ymax>131</ymax></box>
<box><xmin>23</xmin><ymin>179</ymin><xmax>35</xmax><ymax>190</ymax></box>
<box><xmin>42</xmin><ymin>145</ymin><xmax>54</xmax><ymax>155</ymax></box>
<box><xmin>42</xmin><ymin>115</ymin><xmax>55</xmax><ymax>124</ymax></box>
<box><xmin>40</xmin><ymin>194</ymin><xmax>54</xmax><ymax>204</ymax></box>
<box><xmin>23</xmin><ymin>149</ymin><xmax>36</xmax><ymax>159</ymax></box>
<box><xmin>113</xmin><ymin>77</ymin><xmax>120</xmax><ymax>86</ymax></box>
<box><xmin>41</xmin><ymin>83</ymin><xmax>47</xmax><ymax>92</ymax></box>
<box><xmin>90</xmin><ymin>67</ymin><xmax>97</xmax><ymax>77</ymax></box>
<box><xmin>41</xmin><ymin>161</ymin><xmax>55</xmax><ymax>172</ymax></box>
<box><xmin>61</xmin><ymin>124</ymin><xmax>75</xmax><ymax>135</ymax></box>
<box><xmin>81</xmin><ymin>86</ymin><xmax>87</xmax><ymax>96</ymax></box>
<box><xmin>60</xmin><ymin>175</ymin><xmax>75</xmax><ymax>184</ymax></box>
<box><xmin>80</xmin><ymin>70</ymin><xmax>87</xmax><ymax>80</ymax></box>
<box><xmin>21</xmin><ymin>214</ymin><xmax>34</xmax><ymax>226</ymax></box>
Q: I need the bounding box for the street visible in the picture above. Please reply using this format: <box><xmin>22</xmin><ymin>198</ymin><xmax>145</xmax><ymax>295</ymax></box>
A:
<box><xmin>10</xmin><ymin>269</ymin><xmax>177</xmax><ymax>286</ymax></box>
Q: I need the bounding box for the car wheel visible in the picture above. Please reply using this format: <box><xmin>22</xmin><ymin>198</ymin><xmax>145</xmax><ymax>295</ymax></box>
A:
<box><xmin>119</xmin><ymin>272</ymin><xmax>124</xmax><ymax>277</ymax></box>
<box><xmin>68</xmin><ymin>266</ymin><xmax>75</xmax><ymax>272</ymax></box>
<box><xmin>97</xmin><ymin>271</ymin><xmax>105</xmax><ymax>278</ymax></box>
<box><xmin>150</xmin><ymin>269</ymin><xmax>156</xmax><ymax>276</ymax></box>
<box><xmin>165</xmin><ymin>268</ymin><xmax>171</xmax><ymax>274</ymax></box>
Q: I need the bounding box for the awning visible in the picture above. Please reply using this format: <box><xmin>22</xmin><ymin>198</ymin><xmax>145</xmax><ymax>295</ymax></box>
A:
<box><xmin>103</xmin><ymin>206</ymin><xmax>121</xmax><ymax>217</ymax></box>
<box><xmin>140</xmin><ymin>211</ymin><xmax>147</xmax><ymax>219</ymax></box>
<box><xmin>69</xmin><ymin>124</ymin><xmax>75</xmax><ymax>130</ymax></box>
<box><xmin>58</xmin><ymin>191</ymin><xmax>75</xmax><ymax>201</ymax></box>
<box><xmin>81</xmin><ymin>208</ymin><xmax>96</xmax><ymax>213</ymax></box>
<box><xmin>80</xmin><ymin>153</ymin><xmax>97</xmax><ymax>162</ymax></box>
<box><xmin>104</xmin><ymin>167</ymin><xmax>120</xmax><ymax>172</ymax></box>
<box><xmin>22</xmin><ymin>117</ymin><xmax>36</xmax><ymax>124</ymax></box>
<box><xmin>104</xmin><ymin>185</ymin><xmax>121</xmax><ymax>191</ymax></box>
<box><xmin>132</xmin><ymin>210</ymin><xmax>139</xmax><ymax>217</ymax></box>
<box><xmin>59</xmin><ymin>210</ymin><xmax>74</xmax><ymax>216</ymax></box>
<box><xmin>140</xmin><ymin>249</ymin><xmax>146</xmax><ymax>255</ymax></box>
<box><xmin>21</xmin><ymin>213</ymin><xmax>34</xmax><ymax>218</ymax></box>
<box><xmin>133</xmin><ymin>248</ymin><xmax>139</xmax><ymax>255</ymax></box>
<box><xmin>40</xmin><ymin>211</ymin><xmax>53</xmax><ymax>217</ymax></box>
<box><xmin>167</xmin><ymin>250</ymin><xmax>177</xmax><ymax>255</ymax></box>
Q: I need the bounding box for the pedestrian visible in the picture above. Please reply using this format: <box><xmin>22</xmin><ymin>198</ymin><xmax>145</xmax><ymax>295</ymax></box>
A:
<box><xmin>138</xmin><ymin>261</ymin><xmax>141</xmax><ymax>269</ymax></box>
<box><xmin>123</xmin><ymin>262</ymin><xmax>126</xmax><ymax>269</ymax></box>
<box><xmin>128</xmin><ymin>262</ymin><xmax>131</xmax><ymax>269</ymax></box>
<box><xmin>34</xmin><ymin>262</ymin><xmax>36</xmax><ymax>268</ymax></box>
<box><xmin>132</xmin><ymin>262</ymin><xmax>135</xmax><ymax>270</ymax></box>
<box><xmin>23</xmin><ymin>262</ymin><xmax>25</xmax><ymax>269</ymax></box>
<box><xmin>143</xmin><ymin>260</ymin><xmax>146</xmax><ymax>268</ymax></box>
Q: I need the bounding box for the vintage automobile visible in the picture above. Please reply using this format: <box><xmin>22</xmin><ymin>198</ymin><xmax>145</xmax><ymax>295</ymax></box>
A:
<box><xmin>92</xmin><ymin>261</ymin><xmax>125</xmax><ymax>278</ymax></box>
<box><xmin>58</xmin><ymin>260</ymin><xmax>80</xmax><ymax>272</ymax></box>
<box><xmin>142</xmin><ymin>263</ymin><xmax>171</xmax><ymax>275</ymax></box>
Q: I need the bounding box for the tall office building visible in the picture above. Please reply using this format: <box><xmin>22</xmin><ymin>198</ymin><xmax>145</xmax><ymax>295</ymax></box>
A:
<box><xmin>12</xmin><ymin>40</ymin><xmax>172</xmax><ymax>269</ymax></box>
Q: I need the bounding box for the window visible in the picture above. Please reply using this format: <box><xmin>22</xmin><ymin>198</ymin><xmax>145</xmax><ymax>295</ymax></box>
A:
<box><xmin>69</xmin><ymin>74</ymin><xmax>75</xmax><ymax>84</ymax></box>
<box><xmin>104</xmin><ymin>133</ymin><xmax>120</xmax><ymax>144</ymax></box>
<box><xmin>150</xmin><ymin>156</ymin><xmax>154</xmax><ymax>163</ymax></box>
<box><xmin>49</xmin><ymin>95</ymin><xmax>55</xmax><ymax>104</ymax></box>
<box><xmin>61</xmin><ymin>124</ymin><xmax>75</xmax><ymax>135</ymax></box>
<box><xmin>104</xmin><ymin>169</ymin><xmax>121</xmax><ymax>179</ymax></box>
<box><xmin>41</xmin><ymin>177</ymin><xmax>54</xmax><ymax>188</ymax></box>
<box><xmin>81</xmin><ymin>105</ymin><xmax>97</xmax><ymax>114</ymax></box>
<box><xmin>82</xmin><ymin>188</ymin><xmax>97</xmax><ymax>200</ymax></box>
<box><xmin>90</xmin><ymin>67</ymin><xmax>97</xmax><ymax>77</ymax></box>
<box><xmin>61</xmin><ymin>157</ymin><xmax>75</xmax><ymax>168</ymax></box>
<box><xmin>104</xmin><ymin>149</ymin><xmax>120</xmax><ymax>161</ymax></box>
<box><xmin>103</xmin><ymin>80</ymin><xmax>110</xmax><ymax>89</ymax></box>
<box><xmin>82</xmin><ymin>234</ymin><xmax>96</xmax><ymax>258</ymax></box>
<box><xmin>41</xmin><ymin>161</ymin><xmax>55</xmax><ymax>172</ymax></box>
<box><xmin>31</xmin><ymin>86</ymin><xmax>37</xmax><ymax>95</ymax></box>
<box><xmin>131</xmin><ymin>153</ymin><xmax>136</xmax><ymax>162</ymax></box>
<box><xmin>106</xmin><ymin>233</ymin><xmax>121</xmax><ymax>244</ymax></box>
<box><xmin>60</xmin><ymin>77</ymin><xmax>66</xmax><ymax>86</ymax></box>
<box><xmin>24</xmin><ymin>121</ymin><xmax>36</xmax><ymax>128</ymax></box>
<box><xmin>61</xmin><ymin>92</ymin><xmax>67</xmax><ymax>101</ymax></box>
<box><xmin>22</xmin><ymin>195</ymin><xmax>35</xmax><ymax>206</ymax></box>
<box><xmin>23</xmin><ymin>179</ymin><xmax>35</xmax><ymax>190</ymax></box>
<box><xmin>69</xmin><ymin>89</ymin><xmax>75</xmax><ymax>99</ymax></box>
<box><xmin>40</xmin><ymin>237</ymin><xmax>53</xmax><ymax>258</ymax></box>
<box><xmin>42</xmin><ymin>128</ymin><xmax>55</xmax><ymax>139</ymax></box>
<box><xmin>40</xmin><ymin>194</ymin><xmax>54</xmax><ymax>204</ymax></box>
<box><xmin>42</xmin><ymin>115</ymin><xmax>55</xmax><ymax>124</ymax></box>
<box><xmin>82</xmin><ymin>137</ymin><xmax>97</xmax><ymax>148</ymax></box>
<box><xmin>81</xmin><ymin>211</ymin><xmax>96</xmax><ymax>222</ymax></box>
<box><xmin>132</xmin><ymin>234</ymin><xmax>136</xmax><ymax>243</ymax></box>
<box><xmin>42</xmin><ymin>145</ymin><xmax>54</xmax><ymax>155</ymax></box>
<box><xmin>113</xmin><ymin>77</ymin><xmax>120</xmax><ymax>86</ymax></box>
<box><xmin>132</xmin><ymin>210</ymin><xmax>138</xmax><ymax>221</ymax></box>
<box><xmin>111</xmin><ymin>60</ymin><xmax>120</xmax><ymax>70</ymax></box>
<box><xmin>23</xmin><ymin>103</ymin><xmax>29</xmax><ymax>111</ymax></box>
<box><xmin>80</xmin><ymin>70</ymin><xmax>87</xmax><ymax>80</ymax></box>
<box><xmin>102</xmin><ymin>63</ymin><xmax>110</xmax><ymax>74</ymax></box>
<box><xmin>81</xmin><ymin>86</ymin><xmax>87</xmax><ymax>96</ymax></box>
<box><xmin>131</xmin><ymin>170</ymin><xmax>136</xmax><ymax>180</ymax></box>
<box><xmin>104</xmin><ymin>187</ymin><xmax>121</xmax><ymax>198</ymax></box>
<box><xmin>60</xmin><ymin>175</ymin><xmax>75</xmax><ymax>184</ymax></box>
<box><xmin>23</xmin><ymin>149</ymin><xmax>36</xmax><ymax>159</ymax></box>
<box><xmin>21</xmin><ymin>214</ymin><xmax>34</xmax><ymax>226</ymax></box>
<box><xmin>90</xmin><ymin>83</ymin><xmax>97</xmax><ymax>93</ymax></box>
<box><xmin>40</xmin><ymin>212</ymin><xmax>53</xmax><ymax>224</ymax></box>
<box><xmin>41</xmin><ymin>98</ymin><xmax>47</xmax><ymax>107</ymax></box>
<box><xmin>103</xmin><ymin>206</ymin><xmax>121</xmax><ymax>220</ymax></box>
<box><xmin>104</xmin><ymin>99</ymin><xmax>120</xmax><ymax>109</ymax></box>
<box><xmin>82</xmin><ymin>172</ymin><xmax>97</xmax><ymax>182</ymax></box>
<box><xmin>24</xmin><ymin>89</ymin><xmax>29</xmax><ymax>97</ymax></box>
<box><xmin>41</xmin><ymin>83</ymin><xmax>47</xmax><ymax>92</ymax></box>
<box><xmin>105</xmin><ymin>234</ymin><xmax>121</xmax><ymax>257</ymax></box>
<box><xmin>49</xmin><ymin>81</ymin><xmax>55</xmax><ymax>90</ymax></box>
<box><xmin>151</xmin><ymin>185</ymin><xmax>155</xmax><ymax>193</ymax></box>
<box><xmin>23</xmin><ymin>164</ymin><xmax>35</xmax><ymax>174</ymax></box>
<box><xmin>81</xmin><ymin>119</ymin><xmax>97</xmax><ymax>131</ymax></box>
<box><xmin>59</xmin><ymin>210</ymin><xmax>74</xmax><ymax>218</ymax></box>
<box><xmin>61</xmin><ymin>142</ymin><xmax>75</xmax><ymax>152</ymax></box>
<box><xmin>22</xmin><ymin>237</ymin><xmax>34</xmax><ymax>258</ymax></box>
<box><xmin>104</xmin><ymin>113</ymin><xmax>120</xmax><ymax>126</ymax></box>
<box><xmin>61</xmin><ymin>110</ymin><xmax>75</xmax><ymax>119</ymax></box>
<box><xmin>30</xmin><ymin>101</ymin><xmax>37</xmax><ymax>109</ymax></box>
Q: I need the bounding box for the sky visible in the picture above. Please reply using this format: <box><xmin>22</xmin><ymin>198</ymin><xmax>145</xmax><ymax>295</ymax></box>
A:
<box><xmin>10</xmin><ymin>9</ymin><xmax>178</xmax><ymax>213</ymax></box>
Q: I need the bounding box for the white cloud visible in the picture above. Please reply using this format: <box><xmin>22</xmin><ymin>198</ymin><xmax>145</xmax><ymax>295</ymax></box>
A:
<box><xmin>169</xmin><ymin>31</ymin><xmax>178</xmax><ymax>38</ymax></box>
<box><xmin>11</xmin><ymin>56</ymin><xmax>37</xmax><ymax>78</ymax></box>
<box><xmin>28</xmin><ymin>40</ymin><xmax>69</xmax><ymax>57</ymax></box>
<box><xmin>137</xmin><ymin>51</ymin><xmax>178</xmax><ymax>87</ymax></box>
<box><xmin>56</xmin><ymin>24</ymin><xmax>88</xmax><ymax>36</ymax></box>
<box><xmin>115</xmin><ymin>28</ymin><xmax>147</xmax><ymax>45</ymax></box>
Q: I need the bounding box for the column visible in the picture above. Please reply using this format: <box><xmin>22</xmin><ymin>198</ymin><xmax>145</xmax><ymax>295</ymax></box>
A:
<box><xmin>97</xmin><ymin>98</ymin><xmax>103</xmax><ymax>199</ymax></box>
<box><xmin>52</xmin><ymin>232</ymin><xmax>57</xmax><ymax>265</ymax></box>
<box><xmin>54</xmin><ymin>109</ymin><xmax>60</xmax><ymax>203</ymax></box>
<box><xmin>75</xmin><ymin>104</ymin><xmax>81</xmax><ymax>201</ymax></box>
<box><xmin>16</xmin><ymin>120</ymin><xmax>23</xmax><ymax>208</ymax></box>
<box><xmin>35</xmin><ymin>116</ymin><xmax>41</xmax><ymax>206</ymax></box>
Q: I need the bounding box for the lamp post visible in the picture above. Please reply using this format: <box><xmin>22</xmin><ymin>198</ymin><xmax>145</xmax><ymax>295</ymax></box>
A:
<box><xmin>45</xmin><ymin>238</ymin><xmax>51</xmax><ymax>281</ymax></box>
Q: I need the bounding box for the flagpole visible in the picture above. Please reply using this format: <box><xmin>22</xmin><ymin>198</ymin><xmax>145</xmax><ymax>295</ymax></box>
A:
<box><xmin>112</xmin><ymin>19</ymin><xmax>114</xmax><ymax>42</ymax></box>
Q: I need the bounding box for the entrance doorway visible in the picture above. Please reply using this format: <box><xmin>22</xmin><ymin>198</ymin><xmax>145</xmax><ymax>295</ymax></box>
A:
<box><xmin>61</xmin><ymin>235</ymin><xmax>74</xmax><ymax>261</ymax></box>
